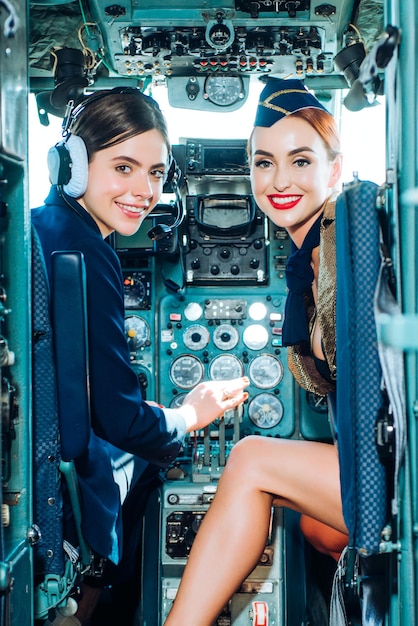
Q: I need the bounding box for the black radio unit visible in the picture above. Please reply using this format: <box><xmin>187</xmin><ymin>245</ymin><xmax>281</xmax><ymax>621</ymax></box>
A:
<box><xmin>173</xmin><ymin>138</ymin><xmax>249</xmax><ymax>177</ymax></box>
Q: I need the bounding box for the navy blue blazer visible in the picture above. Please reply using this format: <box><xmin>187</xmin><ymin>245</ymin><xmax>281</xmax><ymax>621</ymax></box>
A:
<box><xmin>32</xmin><ymin>186</ymin><xmax>187</xmax><ymax>563</ymax></box>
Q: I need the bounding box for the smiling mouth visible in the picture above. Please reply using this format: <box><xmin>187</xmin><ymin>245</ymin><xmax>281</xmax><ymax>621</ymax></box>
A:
<box><xmin>117</xmin><ymin>202</ymin><xmax>149</xmax><ymax>218</ymax></box>
<box><xmin>268</xmin><ymin>195</ymin><xmax>302</xmax><ymax>210</ymax></box>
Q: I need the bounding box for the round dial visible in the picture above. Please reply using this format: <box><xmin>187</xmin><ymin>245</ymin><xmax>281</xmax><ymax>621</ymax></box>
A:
<box><xmin>242</xmin><ymin>324</ymin><xmax>269</xmax><ymax>351</ymax></box>
<box><xmin>169</xmin><ymin>393</ymin><xmax>187</xmax><ymax>409</ymax></box>
<box><xmin>204</xmin><ymin>76</ymin><xmax>244</xmax><ymax>107</ymax></box>
<box><xmin>183</xmin><ymin>325</ymin><xmax>210</xmax><ymax>351</ymax></box>
<box><xmin>212</xmin><ymin>324</ymin><xmax>240</xmax><ymax>351</ymax></box>
<box><xmin>184</xmin><ymin>302</ymin><xmax>203</xmax><ymax>322</ymax></box>
<box><xmin>123</xmin><ymin>272</ymin><xmax>149</xmax><ymax>309</ymax></box>
<box><xmin>248</xmin><ymin>302</ymin><xmax>267</xmax><ymax>321</ymax></box>
<box><xmin>124</xmin><ymin>315</ymin><xmax>150</xmax><ymax>352</ymax></box>
<box><xmin>209</xmin><ymin>354</ymin><xmax>243</xmax><ymax>380</ymax></box>
<box><xmin>306</xmin><ymin>391</ymin><xmax>328</xmax><ymax>414</ymax></box>
<box><xmin>170</xmin><ymin>355</ymin><xmax>204</xmax><ymax>389</ymax></box>
<box><xmin>248</xmin><ymin>393</ymin><xmax>284</xmax><ymax>429</ymax></box>
<box><xmin>249</xmin><ymin>354</ymin><xmax>284</xmax><ymax>389</ymax></box>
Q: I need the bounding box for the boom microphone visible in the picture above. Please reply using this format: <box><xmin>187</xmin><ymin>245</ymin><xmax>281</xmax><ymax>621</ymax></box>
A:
<box><xmin>147</xmin><ymin>159</ymin><xmax>184</xmax><ymax>241</ymax></box>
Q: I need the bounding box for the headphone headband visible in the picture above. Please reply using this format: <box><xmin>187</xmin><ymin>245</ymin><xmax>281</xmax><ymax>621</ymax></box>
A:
<box><xmin>62</xmin><ymin>87</ymin><xmax>159</xmax><ymax>136</ymax></box>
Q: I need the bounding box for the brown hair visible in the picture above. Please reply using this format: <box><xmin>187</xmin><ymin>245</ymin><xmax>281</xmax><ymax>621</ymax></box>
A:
<box><xmin>71</xmin><ymin>89</ymin><xmax>171</xmax><ymax>161</ymax></box>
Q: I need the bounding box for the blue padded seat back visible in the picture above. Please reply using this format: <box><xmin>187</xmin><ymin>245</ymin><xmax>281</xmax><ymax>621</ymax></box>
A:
<box><xmin>336</xmin><ymin>180</ymin><xmax>388</xmax><ymax>555</ymax></box>
<box><xmin>51</xmin><ymin>250</ymin><xmax>91</xmax><ymax>461</ymax></box>
<box><xmin>32</xmin><ymin>227</ymin><xmax>64</xmax><ymax>576</ymax></box>
<box><xmin>32</xmin><ymin>227</ymin><xmax>91</xmax><ymax>577</ymax></box>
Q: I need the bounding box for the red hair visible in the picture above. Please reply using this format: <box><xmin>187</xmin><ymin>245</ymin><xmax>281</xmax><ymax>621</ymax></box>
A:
<box><xmin>290</xmin><ymin>108</ymin><xmax>341</xmax><ymax>161</ymax></box>
<box><xmin>247</xmin><ymin>106</ymin><xmax>341</xmax><ymax>163</ymax></box>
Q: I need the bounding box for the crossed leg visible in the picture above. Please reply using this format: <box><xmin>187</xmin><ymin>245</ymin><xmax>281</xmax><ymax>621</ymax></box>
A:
<box><xmin>164</xmin><ymin>435</ymin><xmax>348</xmax><ymax>626</ymax></box>
<box><xmin>300</xmin><ymin>514</ymin><xmax>348</xmax><ymax>561</ymax></box>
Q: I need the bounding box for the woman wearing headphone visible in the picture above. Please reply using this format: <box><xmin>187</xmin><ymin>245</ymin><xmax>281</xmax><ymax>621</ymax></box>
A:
<box><xmin>32</xmin><ymin>88</ymin><xmax>249</xmax><ymax>625</ymax></box>
<box><xmin>164</xmin><ymin>78</ymin><xmax>349</xmax><ymax>626</ymax></box>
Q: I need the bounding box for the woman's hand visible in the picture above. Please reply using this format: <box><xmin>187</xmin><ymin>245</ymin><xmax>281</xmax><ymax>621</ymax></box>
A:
<box><xmin>180</xmin><ymin>377</ymin><xmax>250</xmax><ymax>433</ymax></box>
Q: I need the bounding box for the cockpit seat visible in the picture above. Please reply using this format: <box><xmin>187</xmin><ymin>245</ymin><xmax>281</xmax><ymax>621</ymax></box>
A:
<box><xmin>332</xmin><ymin>179</ymin><xmax>406</xmax><ymax>625</ymax></box>
<box><xmin>31</xmin><ymin>227</ymin><xmax>97</xmax><ymax>623</ymax></box>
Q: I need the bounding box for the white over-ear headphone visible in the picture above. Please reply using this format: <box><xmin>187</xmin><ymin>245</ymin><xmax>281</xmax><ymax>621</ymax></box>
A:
<box><xmin>47</xmin><ymin>90</ymin><xmax>111</xmax><ymax>198</ymax></box>
<box><xmin>47</xmin><ymin>133</ymin><xmax>89</xmax><ymax>198</ymax></box>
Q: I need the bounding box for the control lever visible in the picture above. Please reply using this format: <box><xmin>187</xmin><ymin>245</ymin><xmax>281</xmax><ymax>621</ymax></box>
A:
<box><xmin>203</xmin><ymin>426</ymin><xmax>210</xmax><ymax>467</ymax></box>
<box><xmin>219</xmin><ymin>418</ymin><xmax>225</xmax><ymax>467</ymax></box>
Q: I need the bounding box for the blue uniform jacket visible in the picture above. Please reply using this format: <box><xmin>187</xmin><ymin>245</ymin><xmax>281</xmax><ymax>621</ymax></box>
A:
<box><xmin>32</xmin><ymin>186</ymin><xmax>187</xmax><ymax>564</ymax></box>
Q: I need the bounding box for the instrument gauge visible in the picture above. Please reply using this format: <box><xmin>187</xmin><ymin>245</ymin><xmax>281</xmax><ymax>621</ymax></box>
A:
<box><xmin>183</xmin><ymin>325</ymin><xmax>210</xmax><ymax>351</ymax></box>
<box><xmin>170</xmin><ymin>355</ymin><xmax>204</xmax><ymax>389</ymax></box>
<box><xmin>124</xmin><ymin>315</ymin><xmax>150</xmax><ymax>351</ymax></box>
<box><xmin>242</xmin><ymin>324</ymin><xmax>269</xmax><ymax>350</ymax></box>
<box><xmin>209</xmin><ymin>354</ymin><xmax>243</xmax><ymax>381</ymax></box>
<box><xmin>213</xmin><ymin>324</ymin><xmax>240</xmax><ymax>351</ymax></box>
<box><xmin>184</xmin><ymin>302</ymin><xmax>203</xmax><ymax>321</ymax></box>
<box><xmin>204</xmin><ymin>75</ymin><xmax>244</xmax><ymax>107</ymax></box>
<box><xmin>169</xmin><ymin>393</ymin><xmax>187</xmax><ymax>409</ymax></box>
<box><xmin>306</xmin><ymin>391</ymin><xmax>328</xmax><ymax>414</ymax></box>
<box><xmin>123</xmin><ymin>272</ymin><xmax>150</xmax><ymax>309</ymax></box>
<box><xmin>248</xmin><ymin>302</ymin><xmax>267</xmax><ymax>321</ymax></box>
<box><xmin>248</xmin><ymin>393</ymin><xmax>284</xmax><ymax>429</ymax></box>
<box><xmin>249</xmin><ymin>354</ymin><xmax>284</xmax><ymax>389</ymax></box>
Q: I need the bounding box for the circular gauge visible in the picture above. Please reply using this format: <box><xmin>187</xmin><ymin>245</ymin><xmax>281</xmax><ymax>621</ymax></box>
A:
<box><xmin>242</xmin><ymin>324</ymin><xmax>269</xmax><ymax>350</ymax></box>
<box><xmin>248</xmin><ymin>393</ymin><xmax>284</xmax><ymax>429</ymax></box>
<box><xmin>170</xmin><ymin>355</ymin><xmax>204</xmax><ymax>389</ymax></box>
<box><xmin>184</xmin><ymin>302</ymin><xmax>203</xmax><ymax>322</ymax></box>
<box><xmin>123</xmin><ymin>273</ymin><xmax>149</xmax><ymax>309</ymax></box>
<box><xmin>249</xmin><ymin>354</ymin><xmax>284</xmax><ymax>389</ymax></box>
<box><xmin>213</xmin><ymin>324</ymin><xmax>240</xmax><ymax>351</ymax></box>
<box><xmin>204</xmin><ymin>75</ymin><xmax>244</xmax><ymax>107</ymax></box>
<box><xmin>169</xmin><ymin>393</ymin><xmax>187</xmax><ymax>409</ymax></box>
<box><xmin>209</xmin><ymin>354</ymin><xmax>243</xmax><ymax>380</ymax></box>
<box><xmin>124</xmin><ymin>315</ymin><xmax>150</xmax><ymax>351</ymax></box>
<box><xmin>306</xmin><ymin>391</ymin><xmax>328</xmax><ymax>414</ymax></box>
<box><xmin>183</xmin><ymin>325</ymin><xmax>210</xmax><ymax>351</ymax></box>
<box><xmin>248</xmin><ymin>302</ymin><xmax>267</xmax><ymax>321</ymax></box>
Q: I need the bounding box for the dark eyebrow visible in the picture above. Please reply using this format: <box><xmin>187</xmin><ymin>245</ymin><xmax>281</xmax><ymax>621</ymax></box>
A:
<box><xmin>288</xmin><ymin>146</ymin><xmax>316</xmax><ymax>156</ymax></box>
<box><xmin>111</xmin><ymin>156</ymin><xmax>140</xmax><ymax>166</ymax></box>
<box><xmin>253</xmin><ymin>147</ymin><xmax>316</xmax><ymax>158</ymax></box>
<box><xmin>253</xmin><ymin>149</ymin><xmax>274</xmax><ymax>157</ymax></box>
<box><xmin>110</xmin><ymin>156</ymin><xmax>166</xmax><ymax>169</ymax></box>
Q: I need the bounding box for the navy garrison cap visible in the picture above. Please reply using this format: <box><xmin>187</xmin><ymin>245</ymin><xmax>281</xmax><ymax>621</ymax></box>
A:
<box><xmin>254</xmin><ymin>78</ymin><xmax>329</xmax><ymax>127</ymax></box>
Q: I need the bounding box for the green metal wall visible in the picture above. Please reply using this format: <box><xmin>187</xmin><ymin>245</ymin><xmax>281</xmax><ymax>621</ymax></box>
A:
<box><xmin>0</xmin><ymin>0</ymin><xmax>33</xmax><ymax>623</ymax></box>
<box><xmin>380</xmin><ymin>1</ymin><xmax>418</xmax><ymax>624</ymax></box>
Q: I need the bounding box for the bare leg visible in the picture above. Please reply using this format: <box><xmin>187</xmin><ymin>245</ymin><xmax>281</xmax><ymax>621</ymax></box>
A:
<box><xmin>300</xmin><ymin>515</ymin><xmax>348</xmax><ymax>561</ymax></box>
<box><xmin>164</xmin><ymin>436</ymin><xmax>347</xmax><ymax>626</ymax></box>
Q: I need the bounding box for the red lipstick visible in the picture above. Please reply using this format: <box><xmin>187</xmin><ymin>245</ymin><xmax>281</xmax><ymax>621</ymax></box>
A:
<box><xmin>268</xmin><ymin>195</ymin><xmax>302</xmax><ymax>211</ymax></box>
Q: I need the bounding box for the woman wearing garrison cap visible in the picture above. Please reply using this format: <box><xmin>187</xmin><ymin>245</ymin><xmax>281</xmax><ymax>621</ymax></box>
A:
<box><xmin>165</xmin><ymin>78</ymin><xmax>348</xmax><ymax>625</ymax></box>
